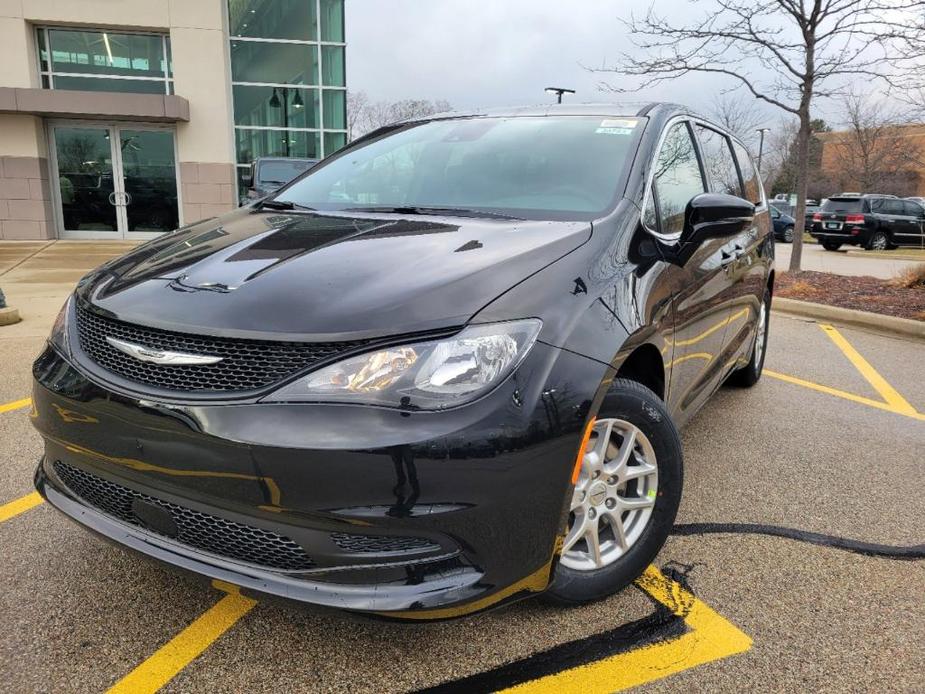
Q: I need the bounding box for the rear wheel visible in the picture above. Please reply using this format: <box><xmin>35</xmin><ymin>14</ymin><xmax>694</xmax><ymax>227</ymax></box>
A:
<box><xmin>546</xmin><ymin>380</ymin><xmax>682</xmax><ymax>605</ymax></box>
<box><xmin>728</xmin><ymin>289</ymin><xmax>770</xmax><ymax>387</ymax></box>
<box><xmin>867</xmin><ymin>231</ymin><xmax>889</xmax><ymax>251</ymax></box>
<box><xmin>821</xmin><ymin>241</ymin><xmax>842</xmax><ymax>251</ymax></box>
<box><xmin>783</xmin><ymin>226</ymin><xmax>794</xmax><ymax>243</ymax></box>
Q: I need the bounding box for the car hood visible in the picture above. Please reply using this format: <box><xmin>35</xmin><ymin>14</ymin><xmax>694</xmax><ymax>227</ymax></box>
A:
<box><xmin>80</xmin><ymin>207</ymin><xmax>592</xmax><ymax>340</ymax></box>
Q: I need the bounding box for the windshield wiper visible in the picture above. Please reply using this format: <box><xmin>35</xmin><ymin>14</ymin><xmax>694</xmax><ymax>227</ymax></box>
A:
<box><xmin>257</xmin><ymin>199</ymin><xmax>315</xmax><ymax>211</ymax></box>
<box><xmin>344</xmin><ymin>206</ymin><xmax>523</xmax><ymax>220</ymax></box>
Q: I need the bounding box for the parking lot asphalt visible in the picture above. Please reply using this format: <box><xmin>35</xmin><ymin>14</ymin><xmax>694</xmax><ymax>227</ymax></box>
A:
<box><xmin>775</xmin><ymin>241</ymin><xmax>925</xmax><ymax>279</ymax></box>
<box><xmin>2</xmin><ymin>243</ymin><xmax>924</xmax><ymax>693</ymax></box>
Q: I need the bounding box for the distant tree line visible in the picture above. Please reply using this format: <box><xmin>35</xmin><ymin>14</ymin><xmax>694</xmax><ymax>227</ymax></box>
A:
<box><xmin>347</xmin><ymin>91</ymin><xmax>452</xmax><ymax>141</ymax></box>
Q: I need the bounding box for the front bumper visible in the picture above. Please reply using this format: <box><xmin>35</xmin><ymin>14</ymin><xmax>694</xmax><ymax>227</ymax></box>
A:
<box><xmin>32</xmin><ymin>340</ymin><xmax>608</xmax><ymax>618</ymax></box>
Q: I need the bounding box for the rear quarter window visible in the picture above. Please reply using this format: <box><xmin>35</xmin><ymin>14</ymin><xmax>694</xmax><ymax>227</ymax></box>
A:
<box><xmin>730</xmin><ymin>140</ymin><xmax>762</xmax><ymax>205</ymax></box>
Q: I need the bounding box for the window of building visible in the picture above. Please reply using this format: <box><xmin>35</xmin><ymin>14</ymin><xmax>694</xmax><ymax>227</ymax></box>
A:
<box><xmin>696</xmin><ymin>126</ymin><xmax>743</xmax><ymax>198</ymax></box>
<box><xmin>229</xmin><ymin>0</ymin><xmax>347</xmax><ymax>193</ymax></box>
<box><xmin>650</xmin><ymin>122</ymin><xmax>706</xmax><ymax>236</ymax></box>
<box><xmin>37</xmin><ymin>28</ymin><xmax>172</xmax><ymax>94</ymax></box>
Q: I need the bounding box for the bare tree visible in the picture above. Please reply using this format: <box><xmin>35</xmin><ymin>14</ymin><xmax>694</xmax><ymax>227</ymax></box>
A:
<box><xmin>762</xmin><ymin>115</ymin><xmax>799</xmax><ymax>191</ymax></box>
<box><xmin>596</xmin><ymin>1</ymin><xmax>925</xmax><ymax>271</ymax></box>
<box><xmin>709</xmin><ymin>94</ymin><xmax>766</xmax><ymax>149</ymax></box>
<box><xmin>346</xmin><ymin>90</ymin><xmax>370</xmax><ymax>142</ymax></box>
<box><xmin>347</xmin><ymin>91</ymin><xmax>453</xmax><ymax>141</ymax></box>
<box><xmin>826</xmin><ymin>93</ymin><xmax>924</xmax><ymax>196</ymax></box>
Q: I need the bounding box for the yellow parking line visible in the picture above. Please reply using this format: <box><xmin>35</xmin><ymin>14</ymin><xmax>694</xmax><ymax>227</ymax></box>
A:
<box><xmin>0</xmin><ymin>491</ymin><xmax>44</xmax><ymax>523</ymax></box>
<box><xmin>502</xmin><ymin>565</ymin><xmax>751</xmax><ymax>693</ymax></box>
<box><xmin>108</xmin><ymin>580</ymin><xmax>256</xmax><ymax>694</ymax></box>
<box><xmin>764</xmin><ymin>370</ymin><xmax>925</xmax><ymax>422</ymax></box>
<box><xmin>819</xmin><ymin>324</ymin><xmax>917</xmax><ymax>415</ymax></box>
<box><xmin>0</xmin><ymin>397</ymin><xmax>31</xmax><ymax>414</ymax></box>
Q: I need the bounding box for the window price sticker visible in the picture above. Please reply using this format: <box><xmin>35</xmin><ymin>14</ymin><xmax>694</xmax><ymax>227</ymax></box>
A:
<box><xmin>597</xmin><ymin>118</ymin><xmax>638</xmax><ymax>135</ymax></box>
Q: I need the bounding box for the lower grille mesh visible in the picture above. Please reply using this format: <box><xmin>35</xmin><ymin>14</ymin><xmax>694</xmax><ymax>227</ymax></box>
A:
<box><xmin>53</xmin><ymin>461</ymin><xmax>314</xmax><ymax>571</ymax></box>
<box><xmin>330</xmin><ymin>532</ymin><xmax>439</xmax><ymax>554</ymax></box>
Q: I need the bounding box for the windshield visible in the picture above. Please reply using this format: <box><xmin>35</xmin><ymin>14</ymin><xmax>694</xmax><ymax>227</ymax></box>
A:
<box><xmin>258</xmin><ymin>160</ymin><xmax>316</xmax><ymax>186</ymax></box>
<box><xmin>822</xmin><ymin>198</ymin><xmax>864</xmax><ymax>213</ymax></box>
<box><xmin>275</xmin><ymin>116</ymin><xmax>643</xmax><ymax>220</ymax></box>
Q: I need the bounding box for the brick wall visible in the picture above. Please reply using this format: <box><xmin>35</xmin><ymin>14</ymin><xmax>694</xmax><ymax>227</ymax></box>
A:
<box><xmin>0</xmin><ymin>156</ymin><xmax>54</xmax><ymax>239</ymax></box>
<box><xmin>179</xmin><ymin>162</ymin><xmax>237</xmax><ymax>224</ymax></box>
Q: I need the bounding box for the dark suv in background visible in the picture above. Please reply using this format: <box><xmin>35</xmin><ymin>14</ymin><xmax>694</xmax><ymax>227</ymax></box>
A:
<box><xmin>810</xmin><ymin>194</ymin><xmax>925</xmax><ymax>251</ymax></box>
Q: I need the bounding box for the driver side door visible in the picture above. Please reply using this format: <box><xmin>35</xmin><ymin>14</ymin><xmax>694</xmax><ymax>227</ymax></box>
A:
<box><xmin>648</xmin><ymin>121</ymin><xmax>737</xmax><ymax>423</ymax></box>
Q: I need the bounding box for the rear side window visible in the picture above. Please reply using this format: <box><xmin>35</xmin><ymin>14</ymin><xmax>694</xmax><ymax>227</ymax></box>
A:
<box><xmin>696</xmin><ymin>126</ymin><xmax>742</xmax><ymax>197</ymax></box>
<box><xmin>730</xmin><ymin>140</ymin><xmax>761</xmax><ymax>205</ymax></box>
<box><xmin>903</xmin><ymin>200</ymin><xmax>924</xmax><ymax>216</ymax></box>
<box><xmin>650</xmin><ymin>122</ymin><xmax>706</xmax><ymax>235</ymax></box>
<box><xmin>822</xmin><ymin>198</ymin><xmax>864</xmax><ymax>213</ymax></box>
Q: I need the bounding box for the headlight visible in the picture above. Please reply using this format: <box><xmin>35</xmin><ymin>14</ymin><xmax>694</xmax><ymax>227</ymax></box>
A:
<box><xmin>264</xmin><ymin>319</ymin><xmax>542</xmax><ymax>409</ymax></box>
<box><xmin>48</xmin><ymin>294</ymin><xmax>73</xmax><ymax>356</ymax></box>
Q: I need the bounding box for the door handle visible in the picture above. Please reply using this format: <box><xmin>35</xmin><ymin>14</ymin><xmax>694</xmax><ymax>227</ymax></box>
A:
<box><xmin>122</xmin><ymin>191</ymin><xmax>132</xmax><ymax>206</ymax></box>
<box><xmin>108</xmin><ymin>191</ymin><xmax>117</xmax><ymax>206</ymax></box>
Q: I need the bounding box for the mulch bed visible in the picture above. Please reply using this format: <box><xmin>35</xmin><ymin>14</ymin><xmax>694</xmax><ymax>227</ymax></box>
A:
<box><xmin>776</xmin><ymin>271</ymin><xmax>925</xmax><ymax>322</ymax></box>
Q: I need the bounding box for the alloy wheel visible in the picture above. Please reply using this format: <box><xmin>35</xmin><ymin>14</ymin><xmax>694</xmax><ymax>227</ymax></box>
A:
<box><xmin>871</xmin><ymin>233</ymin><xmax>888</xmax><ymax>250</ymax></box>
<box><xmin>754</xmin><ymin>300</ymin><xmax>767</xmax><ymax>367</ymax></box>
<box><xmin>561</xmin><ymin>418</ymin><xmax>658</xmax><ymax>571</ymax></box>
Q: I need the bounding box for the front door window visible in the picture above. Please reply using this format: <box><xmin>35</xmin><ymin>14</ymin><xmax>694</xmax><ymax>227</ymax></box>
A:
<box><xmin>51</xmin><ymin>123</ymin><xmax>180</xmax><ymax>239</ymax></box>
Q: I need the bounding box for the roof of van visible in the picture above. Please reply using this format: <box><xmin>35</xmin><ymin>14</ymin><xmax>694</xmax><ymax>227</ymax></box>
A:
<box><xmin>405</xmin><ymin>102</ymin><xmax>688</xmax><ymax>122</ymax></box>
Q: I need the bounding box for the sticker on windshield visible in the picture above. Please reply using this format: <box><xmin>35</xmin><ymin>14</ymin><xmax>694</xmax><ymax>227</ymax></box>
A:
<box><xmin>600</xmin><ymin>119</ymin><xmax>638</xmax><ymax>128</ymax></box>
<box><xmin>596</xmin><ymin>127</ymin><xmax>633</xmax><ymax>135</ymax></box>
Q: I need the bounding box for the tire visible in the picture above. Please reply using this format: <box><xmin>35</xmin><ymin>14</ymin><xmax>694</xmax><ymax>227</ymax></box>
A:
<box><xmin>783</xmin><ymin>226</ymin><xmax>794</xmax><ymax>243</ymax></box>
<box><xmin>728</xmin><ymin>288</ymin><xmax>770</xmax><ymax>388</ymax></box>
<box><xmin>866</xmin><ymin>231</ymin><xmax>889</xmax><ymax>251</ymax></box>
<box><xmin>821</xmin><ymin>241</ymin><xmax>842</xmax><ymax>251</ymax></box>
<box><xmin>545</xmin><ymin>379</ymin><xmax>683</xmax><ymax>605</ymax></box>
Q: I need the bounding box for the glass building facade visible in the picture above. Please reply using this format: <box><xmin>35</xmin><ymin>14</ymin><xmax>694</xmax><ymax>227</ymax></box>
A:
<box><xmin>228</xmin><ymin>0</ymin><xmax>347</xmax><ymax>193</ymax></box>
<box><xmin>0</xmin><ymin>1</ymin><xmax>349</xmax><ymax>241</ymax></box>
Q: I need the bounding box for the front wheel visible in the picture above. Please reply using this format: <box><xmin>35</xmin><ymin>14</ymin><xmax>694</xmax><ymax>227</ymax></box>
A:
<box><xmin>783</xmin><ymin>226</ymin><xmax>794</xmax><ymax>243</ymax></box>
<box><xmin>546</xmin><ymin>379</ymin><xmax>683</xmax><ymax>605</ymax></box>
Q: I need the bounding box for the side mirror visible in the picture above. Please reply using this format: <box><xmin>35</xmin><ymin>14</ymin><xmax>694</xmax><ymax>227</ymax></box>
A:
<box><xmin>680</xmin><ymin>193</ymin><xmax>755</xmax><ymax>246</ymax></box>
<box><xmin>241</xmin><ymin>173</ymin><xmax>253</xmax><ymax>187</ymax></box>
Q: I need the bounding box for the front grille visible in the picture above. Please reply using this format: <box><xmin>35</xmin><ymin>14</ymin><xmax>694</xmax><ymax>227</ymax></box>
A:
<box><xmin>75</xmin><ymin>303</ymin><xmax>372</xmax><ymax>393</ymax></box>
<box><xmin>330</xmin><ymin>532</ymin><xmax>439</xmax><ymax>554</ymax></box>
<box><xmin>53</xmin><ymin>461</ymin><xmax>314</xmax><ymax>571</ymax></box>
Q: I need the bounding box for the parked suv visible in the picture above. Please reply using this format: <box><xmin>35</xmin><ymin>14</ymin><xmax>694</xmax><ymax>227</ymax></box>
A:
<box><xmin>810</xmin><ymin>194</ymin><xmax>925</xmax><ymax>250</ymax></box>
<box><xmin>241</xmin><ymin>157</ymin><xmax>319</xmax><ymax>201</ymax></box>
<box><xmin>32</xmin><ymin>104</ymin><xmax>773</xmax><ymax>619</ymax></box>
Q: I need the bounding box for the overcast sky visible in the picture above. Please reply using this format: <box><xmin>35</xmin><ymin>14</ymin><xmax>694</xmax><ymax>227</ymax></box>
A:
<box><xmin>345</xmin><ymin>1</ymin><xmax>779</xmax><ymax>123</ymax></box>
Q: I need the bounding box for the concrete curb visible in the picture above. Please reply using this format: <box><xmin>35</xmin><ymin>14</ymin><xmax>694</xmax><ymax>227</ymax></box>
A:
<box><xmin>0</xmin><ymin>306</ymin><xmax>21</xmax><ymax>326</ymax></box>
<box><xmin>772</xmin><ymin>297</ymin><xmax>925</xmax><ymax>341</ymax></box>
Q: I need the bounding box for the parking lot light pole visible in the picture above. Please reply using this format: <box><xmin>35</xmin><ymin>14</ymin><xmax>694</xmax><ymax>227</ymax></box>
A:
<box><xmin>756</xmin><ymin>127</ymin><xmax>771</xmax><ymax>171</ymax></box>
<box><xmin>545</xmin><ymin>87</ymin><xmax>575</xmax><ymax>104</ymax></box>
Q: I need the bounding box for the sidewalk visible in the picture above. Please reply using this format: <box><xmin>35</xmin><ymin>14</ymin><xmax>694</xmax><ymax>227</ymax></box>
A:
<box><xmin>0</xmin><ymin>240</ymin><xmax>139</xmax><ymax>338</ymax></box>
<box><xmin>775</xmin><ymin>242</ymin><xmax>923</xmax><ymax>279</ymax></box>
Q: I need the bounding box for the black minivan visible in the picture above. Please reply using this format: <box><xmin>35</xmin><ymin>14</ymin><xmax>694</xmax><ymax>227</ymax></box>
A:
<box><xmin>32</xmin><ymin>104</ymin><xmax>774</xmax><ymax>619</ymax></box>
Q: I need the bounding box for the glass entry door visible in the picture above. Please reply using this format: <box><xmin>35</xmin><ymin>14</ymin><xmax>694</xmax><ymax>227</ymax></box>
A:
<box><xmin>50</xmin><ymin>122</ymin><xmax>180</xmax><ymax>239</ymax></box>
